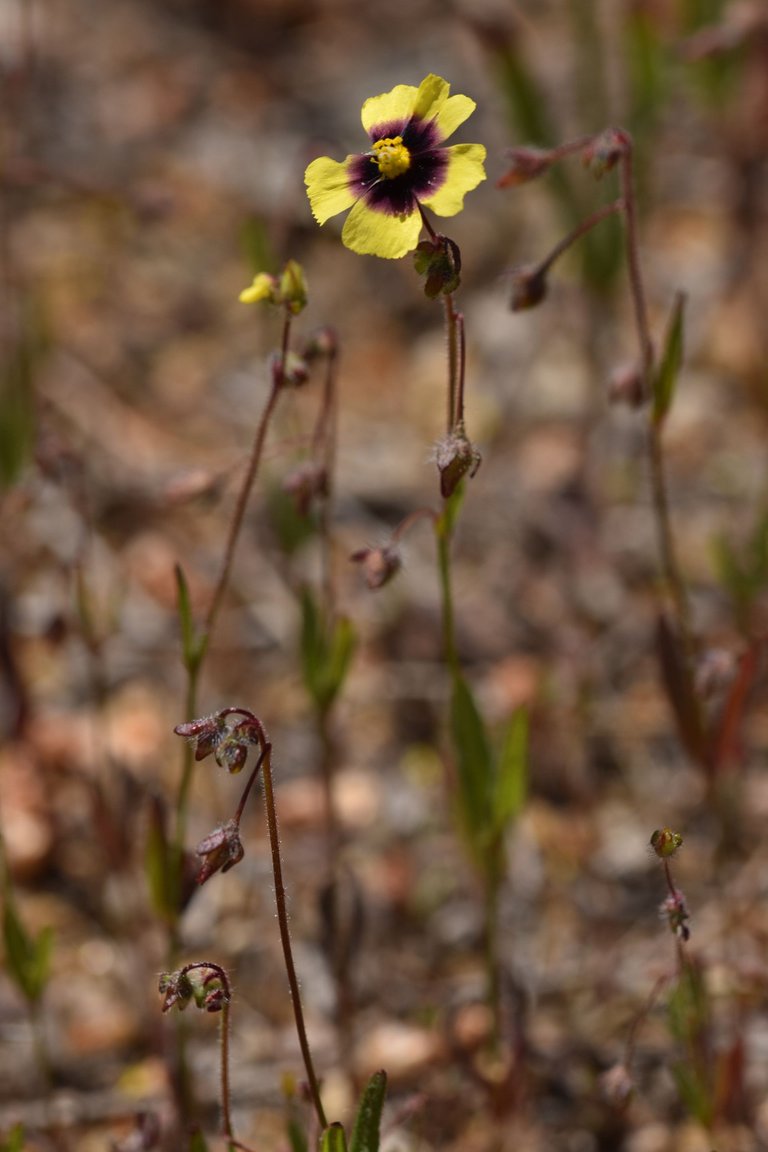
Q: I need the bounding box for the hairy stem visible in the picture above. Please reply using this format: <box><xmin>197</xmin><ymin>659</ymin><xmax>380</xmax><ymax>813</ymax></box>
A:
<box><xmin>618</xmin><ymin>148</ymin><xmax>694</xmax><ymax>658</ymax></box>
<box><xmin>261</xmin><ymin>743</ymin><xmax>328</xmax><ymax>1129</ymax></box>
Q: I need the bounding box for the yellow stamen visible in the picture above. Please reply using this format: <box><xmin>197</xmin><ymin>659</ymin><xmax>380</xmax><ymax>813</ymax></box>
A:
<box><xmin>371</xmin><ymin>136</ymin><xmax>411</xmax><ymax>179</ymax></box>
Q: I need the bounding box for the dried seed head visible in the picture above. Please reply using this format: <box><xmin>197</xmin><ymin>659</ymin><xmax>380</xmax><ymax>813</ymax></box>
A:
<box><xmin>508</xmin><ymin>263</ymin><xmax>548</xmax><ymax>311</ymax></box>
<box><xmin>350</xmin><ymin>545</ymin><xmax>402</xmax><ymax>590</ymax></box>
<box><xmin>196</xmin><ymin>819</ymin><xmax>245</xmax><ymax>885</ymax></box>
<box><xmin>600</xmin><ymin>1062</ymin><xmax>634</xmax><ymax>1107</ymax></box>
<box><xmin>650</xmin><ymin>828</ymin><xmax>683</xmax><ymax>859</ymax></box>
<box><xmin>435</xmin><ymin>431</ymin><xmax>482</xmax><ymax>498</ymax></box>
<box><xmin>582</xmin><ymin>128</ymin><xmax>631</xmax><ymax>178</ymax></box>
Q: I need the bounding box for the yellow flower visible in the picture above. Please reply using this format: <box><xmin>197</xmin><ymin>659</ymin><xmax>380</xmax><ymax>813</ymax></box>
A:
<box><xmin>305</xmin><ymin>74</ymin><xmax>486</xmax><ymax>259</ymax></box>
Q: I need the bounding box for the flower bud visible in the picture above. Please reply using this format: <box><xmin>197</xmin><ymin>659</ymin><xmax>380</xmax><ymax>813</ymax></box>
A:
<box><xmin>279</xmin><ymin>259</ymin><xmax>308</xmax><ymax>315</ymax></box>
<box><xmin>239</xmin><ymin>259</ymin><xmax>308</xmax><ymax>314</ymax></box>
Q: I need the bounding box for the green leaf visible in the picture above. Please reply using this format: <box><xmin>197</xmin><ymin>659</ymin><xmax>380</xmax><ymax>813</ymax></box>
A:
<box><xmin>652</xmin><ymin>292</ymin><xmax>685</xmax><ymax>425</ymax></box>
<box><xmin>450</xmin><ymin>674</ymin><xmax>492</xmax><ymax>854</ymax></box>
<box><xmin>174</xmin><ymin>564</ymin><xmax>206</xmax><ymax>673</ymax></box>
<box><xmin>0</xmin><ymin>1123</ymin><xmax>25</xmax><ymax>1152</ymax></box>
<box><xmin>267</xmin><ymin>481</ymin><xmax>317</xmax><ymax>557</ymax></box>
<box><xmin>349</xmin><ymin>1069</ymin><xmax>387</xmax><ymax>1152</ymax></box>
<box><xmin>670</xmin><ymin>1060</ymin><xmax>713</xmax><ymax>1129</ymax></box>
<box><xmin>667</xmin><ymin>961</ymin><xmax>709</xmax><ymax>1046</ymax></box>
<box><xmin>320</xmin><ymin>1123</ymin><xmax>348</xmax><ymax>1152</ymax></box>
<box><xmin>144</xmin><ymin>795</ymin><xmax>174</xmax><ymax>921</ymax></box>
<box><xmin>286</xmin><ymin>1115</ymin><xmax>309</xmax><ymax>1152</ymax></box>
<box><xmin>493</xmin><ymin>708</ymin><xmax>528</xmax><ymax>835</ymax></box>
<box><xmin>0</xmin><ymin>305</ymin><xmax>44</xmax><ymax>490</ymax></box>
<box><xmin>2</xmin><ymin>896</ymin><xmax>52</xmax><ymax>1004</ymax></box>
<box><xmin>299</xmin><ymin>588</ymin><xmax>356</xmax><ymax>715</ymax></box>
<box><xmin>188</xmin><ymin>1128</ymin><xmax>210</xmax><ymax>1152</ymax></box>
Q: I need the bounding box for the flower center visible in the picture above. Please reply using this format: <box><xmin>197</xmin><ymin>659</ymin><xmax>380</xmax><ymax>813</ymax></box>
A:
<box><xmin>371</xmin><ymin>136</ymin><xmax>411</xmax><ymax>179</ymax></box>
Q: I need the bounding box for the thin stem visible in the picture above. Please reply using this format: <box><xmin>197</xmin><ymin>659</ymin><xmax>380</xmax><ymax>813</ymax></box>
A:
<box><xmin>484</xmin><ymin>866</ymin><xmax>501</xmax><ymax>1052</ymax></box>
<box><xmin>618</xmin><ymin>153</ymin><xmax>654</xmax><ymax>384</ymax></box>
<box><xmin>648</xmin><ymin>426</ymin><xmax>694</xmax><ymax>647</ymax></box>
<box><xmin>391</xmin><ymin>506</ymin><xmax>439</xmax><ymax>545</ymax></box>
<box><xmin>314</xmin><ymin>347</ymin><xmax>339</xmax><ymax>616</ymax></box>
<box><xmin>454</xmin><ymin>311</ymin><xmax>467</xmax><ymax>428</ymax></box>
<box><xmin>203</xmin><ymin>350</ymin><xmax>287</xmax><ymax>641</ymax></box>
<box><xmin>618</xmin><ymin>147</ymin><xmax>694</xmax><ymax>656</ymax></box>
<box><xmin>233</xmin><ymin>746</ymin><xmax>267</xmax><ymax>825</ymax></box>
<box><xmin>177</xmin><ymin>962</ymin><xmax>235</xmax><ymax>1141</ymax></box>
<box><xmin>436</xmin><ymin>515</ymin><xmax>459</xmax><ymax>675</ymax></box>
<box><xmin>662</xmin><ymin>859</ymin><xmax>678</xmax><ymax>902</ymax></box>
<box><xmin>220</xmin><ymin>998</ymin><xmax>233</xmax><ymax>1141</ymax></box>
<box><xmin>537</xmin><ymin>199</ymin><xmax>622</xmax><ymax>277</ymax></box>
<box><xmin>261</xmin><ymin>743</ymin><xmax>328</xmax><ymax>1130</ymax></box>
<box><xmin>444</xmin><ymin>293</ymin><xmax>459</xmax><ymax>432</ymax></box>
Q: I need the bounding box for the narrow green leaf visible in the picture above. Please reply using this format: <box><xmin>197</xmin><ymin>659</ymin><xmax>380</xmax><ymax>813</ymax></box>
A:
<box><xmin>653</xmin><ymin>292</ymin><xmax>685</xmax><ymax>425</ymax></box>
<box><xmin>300</xmin><ymin>586</ymin><xmax>321</xmax><ymax>700</ymax></box>
<box><xmin>320</xmin><ymin>1122</ymin><xmax>348</xmax><ymax>1152</ymax></box>
<box><xmin>325</xmin><ymin>615</ymin><xmax>356</xmax><ymax>709</ymax></box>
<box><xmin>188</xmin><ymin>1127</ymin><xmax>210</xmax><ymax>1152</ymax></box>
<box><xmin>349</xmin><ymin>1069</ymin><xmax>387</xmax><ymax>1152</ymax></box>
<box><xmin>670</xmin><ymin>1061</ymin><xmax>713</xmax><ymax>1129</ymax></box>
<box><xmin>450</xmin><ymin>674</ymin><xmax>492</xmax><ymax>853</ymax></box>
<box><xmin>0</xmin><ymin>325</ymin><xmax>39</xmax><ymax>490</ymax></box>
<box><xmin>2</xmin><ymin>897</ymin><xmax>51</xmax><ymax>1003</ymax></box>
<box><xmin>144</xmin><ymin>795</ymin><xmax>174</xmax><ymax>921</ymax></box>
<box><xmin>268</xmin><ymin>481</ymin><xmax>317</xmax><ymax>556</ymax></box>
<box><xmin>286</xmin><ymin>1114</ymin><xmax>309</xmax><ymax>1152</ymax></box>
<box><xmin>0</xmin><ymin>1123</ymin><xmax>25</xmax><ymax>1152</ymax></box>
<box><xmin>174</xmin><ymin>564</ymin><xmax>205</xmax><ymax>672</ymax></box>
<box><xmin>299</xmin><ymin>588</ymin><xmax>356</xmax><ymax>714</ymax></box>
<box><xmin>493</xmin><ymin>708</ymin><xmax>528</xmax><ymax>834</ymax></box>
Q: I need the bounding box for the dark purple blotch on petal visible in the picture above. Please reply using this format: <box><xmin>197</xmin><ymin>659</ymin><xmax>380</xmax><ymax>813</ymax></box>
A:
<box><xmin>349</xmin><ymin>115</ymin><xmax>449</xmax><ymax>217</ymax></box>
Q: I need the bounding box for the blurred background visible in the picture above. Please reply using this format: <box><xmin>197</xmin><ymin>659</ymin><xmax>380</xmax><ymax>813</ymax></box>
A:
<box><xmin>2</xmin><ymin>1</ymin><xmax>768</xmax><ymax>1149</ymax></box>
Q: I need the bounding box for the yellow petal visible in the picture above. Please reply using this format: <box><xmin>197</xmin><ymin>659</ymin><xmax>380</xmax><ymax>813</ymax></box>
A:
<box><xmin>361</xmin><ymin>83</ymin><xmax>419</xmax><ymax>134</ymax></box>
<box><xmin>420</xmin><ymin>144</ymin><xmax>487</xmax><ymax>217</ymax></box>
<box><xmin>412</xmin><ymin>74</ymin><xmax>450</xmax><ymax>121</ymax></box>
<box><xmin>430</xmin><ymin>94</ymin><xmax>476</xmax><ymax>141</ymax></box>
<box><xmin>341</xmin><ymin>198</ymin><xmax>422</xmax><ymax>259</ymax></box>
<box><xmin>304</xmin><ymin>156</ymin><xmax>357</xmax><ymax>224</ymax></box>
<box><xmin>239</xmin><ymin>273</ymin><xmax>276</xmax><ymax>304</ymax></box>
